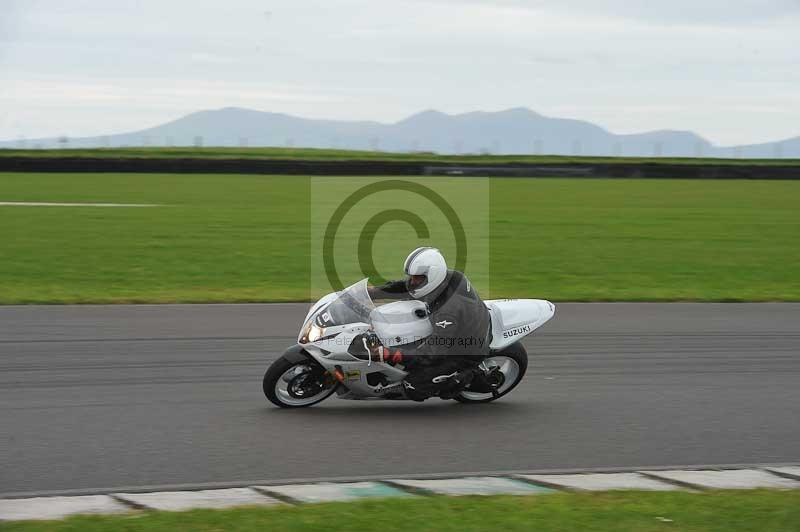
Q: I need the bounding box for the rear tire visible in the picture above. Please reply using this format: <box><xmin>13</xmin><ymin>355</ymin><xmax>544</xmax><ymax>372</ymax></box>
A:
<box><xmin>263</xmin><ymin>355</ymin><xmax>337</xmax><ymax>408</ymax></box>
<box><xmin>455</xmin><ymin>342</ymin><xmax>528</xmax><ymax>404</ymax></box>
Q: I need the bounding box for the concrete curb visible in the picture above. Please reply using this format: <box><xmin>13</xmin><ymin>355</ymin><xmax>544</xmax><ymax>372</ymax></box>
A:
<box><xmin>2</xmin><ymin>466</ymin><xmax>799</xmax><ymax>521</ymax></box>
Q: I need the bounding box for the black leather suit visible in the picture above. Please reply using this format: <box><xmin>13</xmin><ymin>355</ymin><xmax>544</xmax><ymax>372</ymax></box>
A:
<box><xmin>370</xmin><ymin>270</ymin><xmax>491</xmax><ymax>400</ymax></box>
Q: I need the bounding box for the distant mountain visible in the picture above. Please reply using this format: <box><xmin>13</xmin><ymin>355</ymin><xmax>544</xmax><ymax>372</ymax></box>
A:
<box><xmin>2</xmin><ymin>107</ymin><xmax>798</xmax><ymax>158</ymax></box>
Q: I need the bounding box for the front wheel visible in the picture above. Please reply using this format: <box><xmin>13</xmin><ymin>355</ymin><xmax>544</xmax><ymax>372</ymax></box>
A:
<box><xmin>455</xmin><ymin>342</ymin><xmax>528</xmax><ymax>404</ymax></box>
<box><xmin>263</xmin><ymin>355</ymin><xmax>338</xmax><ymax>408</ymax></box>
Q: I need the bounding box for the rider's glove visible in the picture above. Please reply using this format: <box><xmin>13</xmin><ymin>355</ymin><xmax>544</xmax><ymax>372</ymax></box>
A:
<box><xmin>382</xmin><ymin>347</ymin><xmax>404</xmax><ymax>365</ymax></box>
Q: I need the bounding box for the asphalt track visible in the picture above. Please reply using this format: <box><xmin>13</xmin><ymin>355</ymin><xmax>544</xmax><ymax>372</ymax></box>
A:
<box><xmin>2</xmin><ymin>303</ymin><xmax>799</xmax><ymax>496</ymax></box>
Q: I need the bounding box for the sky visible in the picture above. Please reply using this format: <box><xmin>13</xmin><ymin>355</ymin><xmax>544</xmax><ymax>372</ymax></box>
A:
<box><xmin>1</xmin><ymin>0</ymin><xmax>799</xmax><ymax>146</ymax></box>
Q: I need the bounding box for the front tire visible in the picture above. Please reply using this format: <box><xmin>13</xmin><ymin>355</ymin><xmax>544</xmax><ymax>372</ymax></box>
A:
<box><xmin>455</xmin><ymin>342</ymin><xmax>528</xmax><ymax>404</ymax></box>
<box><xmin>263</xmin><ymin>355</ymin><xmax>337</xmax><ymax>408</ymax></box>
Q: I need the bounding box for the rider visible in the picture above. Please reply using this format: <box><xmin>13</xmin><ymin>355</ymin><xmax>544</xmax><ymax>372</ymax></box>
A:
<box><xmin>369</xmin><ymin>247</ymin><xmax>491</xmax><ymax>401</ymax></box>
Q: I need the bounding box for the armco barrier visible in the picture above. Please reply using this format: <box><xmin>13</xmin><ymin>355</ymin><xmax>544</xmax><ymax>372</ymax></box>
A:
<box><xmin>0</xmin><ymin>156</ymin><xmax>799</xmax><ymax>179</ymax></box>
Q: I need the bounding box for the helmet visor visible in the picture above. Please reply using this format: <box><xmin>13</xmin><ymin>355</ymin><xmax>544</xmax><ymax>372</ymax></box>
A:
<box><xmin>406</xmin><ymin>274</ymin><xmax>427</xmax><ymax>292</ymax></box>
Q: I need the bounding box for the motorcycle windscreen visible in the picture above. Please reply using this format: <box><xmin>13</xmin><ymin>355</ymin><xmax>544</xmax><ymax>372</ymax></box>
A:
<box><xmin>299</xmin><ymin>279</ymin><xmax>375</xmax><ymax>343</ymax></box>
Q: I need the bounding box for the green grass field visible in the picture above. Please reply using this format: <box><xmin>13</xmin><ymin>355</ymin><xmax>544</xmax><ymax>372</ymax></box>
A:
<box><xmin>1</xmin><ymin>172</ymin><xmax>798</xmax><ymax>303</ymax></box>
<box><xmin>1</xmin><ymin>146</ymin><xmax>797</xmax><ymax>165</ymax></box>
<box><xmin>5</xmin><ymin>491</ymin><xmax>800</xmax><ymax>531</ymax></box>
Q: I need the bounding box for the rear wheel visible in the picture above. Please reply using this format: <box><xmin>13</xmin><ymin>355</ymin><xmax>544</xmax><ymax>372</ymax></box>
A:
<box><xmin>263</xmin><ymin>355</ymin><xmax>338</xmax><ymax>408</ymax></box>
<box><xmin>455</xmin><ymin>342</ymin><xmax>528</xmax><ymax>404</ymax></box>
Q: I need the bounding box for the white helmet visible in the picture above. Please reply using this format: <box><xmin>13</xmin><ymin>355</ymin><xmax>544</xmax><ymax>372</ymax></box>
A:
<box><xmin>403</xmin><ymin>247</ymin><xmax>448</xmax><ymax>299</ymax></box>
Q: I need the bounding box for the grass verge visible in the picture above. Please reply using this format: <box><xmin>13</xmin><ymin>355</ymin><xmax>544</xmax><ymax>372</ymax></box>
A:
<box><xmin>1</xmin><ymin>173</ymin><xmax>798</xmax><ymax>303</ymax></box>
<box><xmin>4</xmin><ymin>490</ymin><xmax>800</xmax><ymax>531</ymax></box>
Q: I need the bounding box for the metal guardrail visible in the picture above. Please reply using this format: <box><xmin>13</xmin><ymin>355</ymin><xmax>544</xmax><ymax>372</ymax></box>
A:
<box><xmin>0</xmin><ymin>157</ymin><xmax>799</xmax><ymax>179</ymax></box>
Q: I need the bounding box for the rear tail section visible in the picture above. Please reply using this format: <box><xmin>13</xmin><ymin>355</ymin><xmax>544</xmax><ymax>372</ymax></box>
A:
<box><xmin>485</xmin><ymin>299</ymin><xmax>555</xmax><ymax>351</ymax></box>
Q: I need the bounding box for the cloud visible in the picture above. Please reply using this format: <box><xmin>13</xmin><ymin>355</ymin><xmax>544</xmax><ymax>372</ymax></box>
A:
<box><xmin>1</xmin><ymin>0</ymin><xmax>798</xmax><ymax>144</ymax></box>
<box><xmin>417</xmin><ymin>0</ymin><xmax>800</xmax><ymax>26</ymax></box>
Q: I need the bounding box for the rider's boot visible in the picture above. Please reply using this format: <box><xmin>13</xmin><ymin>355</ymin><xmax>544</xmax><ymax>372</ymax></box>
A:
<box><xmin>465</xmin><ymin>369</ymin><xmax>493</xmax><ymax>393</ymax></box>
<box><xmin>437</xmin><ymin>368</ymin><xmax>475</xmax><ymax>400</ymax></box>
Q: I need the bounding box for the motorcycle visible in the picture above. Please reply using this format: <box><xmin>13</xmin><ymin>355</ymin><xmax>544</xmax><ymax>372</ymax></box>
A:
<box><xmin>263</xmin><ymin>279</ymin><xmax>555</xmax><ymax>408</ymax></box>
